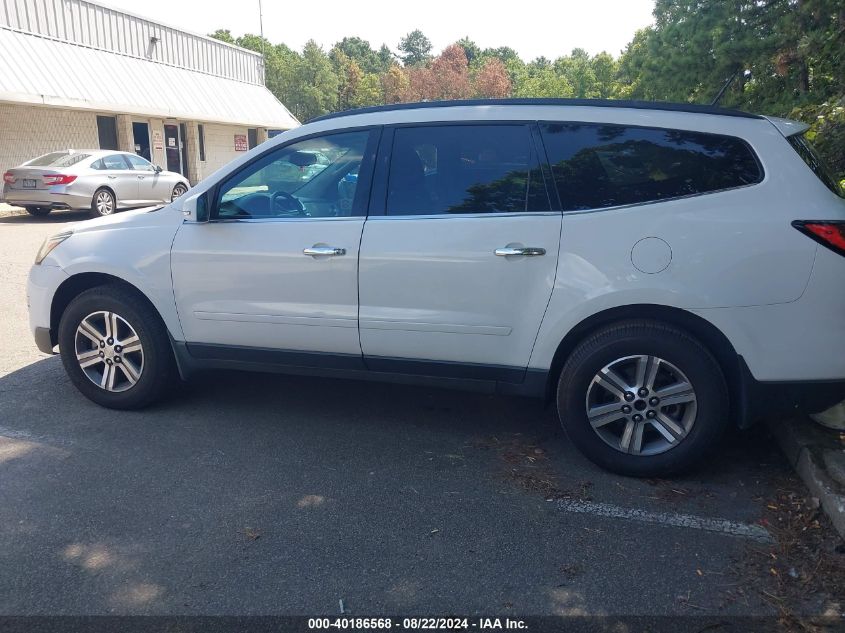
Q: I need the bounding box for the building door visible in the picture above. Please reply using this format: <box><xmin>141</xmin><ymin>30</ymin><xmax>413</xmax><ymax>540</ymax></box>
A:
<box><xmin>163</xmin><ymin>124</ymin><xmax>181</xmax><ymax>174</ymax></box>
<box><xmin>132</xmin><ymin>122</ymin><xmax>151</xmax><ymax>161</ymax></box>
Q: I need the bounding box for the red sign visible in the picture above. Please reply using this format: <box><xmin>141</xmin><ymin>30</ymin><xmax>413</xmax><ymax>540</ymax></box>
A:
<box><xmin>234</xmin><ymin>134</ymin><xmax>248</xmax><ymax>151</ymax></box>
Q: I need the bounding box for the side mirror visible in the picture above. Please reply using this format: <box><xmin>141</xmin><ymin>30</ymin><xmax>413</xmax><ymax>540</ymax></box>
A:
<box><xmin>154</xmin><ymin>165</ymin><xmax>163</xmax><ymax>173</ymax></box>
<box><xmin>180</xmin><ymin>191</ymin><xmax>209</xmax><ymax>222</ymax></box>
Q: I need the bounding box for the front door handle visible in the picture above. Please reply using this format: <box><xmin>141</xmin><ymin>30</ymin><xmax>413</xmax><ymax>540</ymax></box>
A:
<box><xmin>494</xmin><ymin>246</ymin><xmax>546</xmax><ymax>257</ymax></box>
<box><xmin>303</xmin><ymin>246</ymin><xmax>346</xmax><ymax>257</ymax></box>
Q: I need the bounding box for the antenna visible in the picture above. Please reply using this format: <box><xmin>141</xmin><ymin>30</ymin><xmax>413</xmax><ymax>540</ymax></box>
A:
<box><xmin>711</xmin><ymin>68</ymin><xmax>751</xmax><ymax>106</ymax></box>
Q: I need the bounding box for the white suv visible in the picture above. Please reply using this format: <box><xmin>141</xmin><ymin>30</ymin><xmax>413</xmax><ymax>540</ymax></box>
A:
<box><xmin>27</xmin><ymin>99</ymin><xmax>845</xmax><ymax>476</ymax></box>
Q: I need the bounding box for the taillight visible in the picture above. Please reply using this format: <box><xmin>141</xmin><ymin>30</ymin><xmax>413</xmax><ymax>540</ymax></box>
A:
<box><xmin>792</xmin><ymin>220</ymin><xmax>845</xmax><ymax>257</ymax></box>
<box><xmin>42</xmin><ymin>174</ymin><xmax>77</xmax><ymax>186</ymax></box>
<box><xmin>2</xmin><ymin>172</ymin><xmax>14</xmax><ymax>184</ymax></box>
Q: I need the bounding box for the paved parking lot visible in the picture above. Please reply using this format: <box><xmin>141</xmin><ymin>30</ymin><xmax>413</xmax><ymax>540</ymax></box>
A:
<box><xmin>0</xmin><ymin>210</ymin><xmax>841</xmax><ymax>621</ymax></box>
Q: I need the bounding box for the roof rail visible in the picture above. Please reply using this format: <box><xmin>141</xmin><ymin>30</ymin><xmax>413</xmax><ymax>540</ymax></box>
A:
<box><xmin>309</xmin><ymin>98</ymin><xmax>762</xmax><ymax>123</ymax></box>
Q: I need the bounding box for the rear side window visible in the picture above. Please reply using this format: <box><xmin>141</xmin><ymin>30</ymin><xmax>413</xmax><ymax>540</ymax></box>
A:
<box><xmin>386</xmin><ymin>125</ymin><xmax>549</xmax><ymax>215</ymax></box>
<box><xmin>787</xmin><ymin>133</ymin><xmax>844</xmax><ymax>199</ymax></box>
<box><xmin>540</xmin><ymin>123</ymin><xmax>762</xmax><ymax>211</ymax></box>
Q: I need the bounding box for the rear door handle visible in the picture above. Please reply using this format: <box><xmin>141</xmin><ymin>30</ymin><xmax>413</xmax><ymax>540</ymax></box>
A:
<box><xmin>303</xmin><ymin>246</ymin><xmax>346</xmax><ymax>257</ymax></box>
<box><xmin>494</xmin><ymin>246</ymin><xmax>546</xmax><ymax>257</ymax></box>
<box><xmin>107</xmin><ymin>175</ymin><xmax>116</xmax><ymax>179</ymax></box>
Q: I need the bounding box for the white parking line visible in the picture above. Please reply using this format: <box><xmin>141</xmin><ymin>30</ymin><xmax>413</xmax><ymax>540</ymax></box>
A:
<box><xmin>556</xmin><ymin>498</ymin><xmax>773</xmax><ymax>543</ymax></box>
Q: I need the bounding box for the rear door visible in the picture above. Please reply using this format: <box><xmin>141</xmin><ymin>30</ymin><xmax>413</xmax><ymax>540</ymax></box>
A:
<box><xmin>358</xmin><ymin>123</ymin><xmax>561</xmax><ymax>381</ymax></box>
<box><xmin>97</xmin><ymin>153</ymin><xmax>139</xmax><ymax>204</ymax></box>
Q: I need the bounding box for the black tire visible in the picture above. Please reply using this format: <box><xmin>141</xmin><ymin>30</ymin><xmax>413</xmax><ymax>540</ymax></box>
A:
<box><xmin>90</xmin><ymin>187</ymin><xmax>116</xmax><ymax>217</ymax></box>
<box><xmin>25</xmin><ymin>206</ymin><xmax>51</xmax><ymax>217</ymax></box>
<box><xmin>58</xmin><ymin>283</ymin><xmax>176</xmax><ymax>409</ymax></box>
<box><xmin>556</xmin><ymin>320</ymin><xmax>729</xmax><ymax>477</ymax></box>
<box><xmin>171</xmin><ymin>183</ymin><xmax>188</xmax><ymax>201</ymax></box>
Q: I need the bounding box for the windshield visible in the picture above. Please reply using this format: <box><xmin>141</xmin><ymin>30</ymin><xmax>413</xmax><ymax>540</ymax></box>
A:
<box><xmin>788</xmin><ymin>133</ymin><xmax>844</xmax><ymax>199</ymax></box>
<box><xmin>25</xmin><ymin>152</ymin><xmax>92</xmax><ymax>168</ymax></box>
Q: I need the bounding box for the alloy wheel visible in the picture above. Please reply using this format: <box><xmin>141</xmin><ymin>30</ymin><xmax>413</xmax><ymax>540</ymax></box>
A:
<box><xmin>172</xmin><ymin>184</ymin><xmax>187</xmax><ymax>201</ymax></box>
<box><xmin>95</xmin><ymin>191</ymin><xmax>114</xmax><ymax>215</ymax></box>
<box><xmin>585</xmin><ymin>354</ymin><xmax>697</xmax><ymax>456</ymax></box>
<box><xmin>74</xmin><ymin>311</ymin><xmax>144</xmax><ymax>392</ymax></box>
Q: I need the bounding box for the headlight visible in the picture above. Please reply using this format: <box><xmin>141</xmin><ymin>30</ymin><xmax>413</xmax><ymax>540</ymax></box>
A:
<box><xmin>35</xmin><ymin>230</ymin><xmax>73</xmax><ymax>265</ymax></box>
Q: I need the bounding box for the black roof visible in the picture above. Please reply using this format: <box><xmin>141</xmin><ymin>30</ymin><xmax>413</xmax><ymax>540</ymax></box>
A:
<box><xmin>309</xmin><ymin>98</ymin><xmax>762</xmax><ymax>123</ymax></box>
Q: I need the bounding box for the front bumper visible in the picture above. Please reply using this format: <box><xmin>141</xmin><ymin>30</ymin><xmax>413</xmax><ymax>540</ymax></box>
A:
<box><xmin>27</xmin><ymin>263</ymin><xmax>68</xmax><ymax>353</ymax></box>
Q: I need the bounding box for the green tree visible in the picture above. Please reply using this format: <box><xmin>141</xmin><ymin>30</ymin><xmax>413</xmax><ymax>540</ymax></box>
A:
<box><xmin>290</xmin><ymin>40</ymin><xmax>339</xmax><ymax>120</ymax></box>
<box><xmin>398</xmin><ymin>29</ymin><xmax>433</xmax><ymax>66</ymax></box>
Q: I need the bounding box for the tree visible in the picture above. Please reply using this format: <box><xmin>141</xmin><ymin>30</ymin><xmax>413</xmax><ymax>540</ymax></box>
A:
<box><xmin>398</xmin><ymin>29</ymin><xmax>433</xmax><ymax>66</ymax></box>
<box><xmin>456</xmin><ymin>37</ymin><xmax>481</xmax><ymax>66</ymax></box>
<box><xmin>382</xmin><ymin>64</ymin><xmax>411</xmax><ymax>103</ymax></box>
<box><xmin>430</xmin><ymin>44</ymin><xmax>472</xmax><ymax>100</ymax></box>
<box><xmin>209</xmin><ymin>29</ymin><xmax>235</xmax><ymax>44</ymax></box>
<box><xmin>332</xmin><ymin>36</ymin><xmax>383</xmax><ymax>74</ymax></box>
<box><xmin>290</xmin><ymin>40</ymin><xmax>339</xmax><ymax>120</ymax></box>
<box><xmin>332</xmin><ymin>50</ymin><xmax>363</xmax><ymax>111</ymax></box>
<box><xmin>474</xmin><ymin>58</ymin><xmax>511</xmax><ymax>98</ymax></box>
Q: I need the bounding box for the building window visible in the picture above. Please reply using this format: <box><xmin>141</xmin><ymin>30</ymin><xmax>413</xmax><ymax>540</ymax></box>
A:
<box><xmin>248</xmin><ymin>128</ymin><xmax>258</xmax><ymax>150</ymax></box>
<box><xmin>198</xmin><ymin>124</ymin><xmax>206</xmax><ymax>162</ymax></box>
<box><xmin>96</xmin><ymin>116</ymin><xmax>118</xmax><ymax>150</ymax></box>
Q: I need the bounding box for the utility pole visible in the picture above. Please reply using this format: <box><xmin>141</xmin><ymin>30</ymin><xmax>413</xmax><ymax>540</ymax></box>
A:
<box><xmin>258</xmin><ymin>0</ymin><xmax>266</xmax><ymax>79</ymax></box>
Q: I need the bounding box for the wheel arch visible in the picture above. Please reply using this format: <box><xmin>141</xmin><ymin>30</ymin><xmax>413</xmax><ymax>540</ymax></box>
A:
<box><xmin>544</xmin><ymin>304</ymin><xmax>745</xmax><ymax>425</ymax></box>
<box><xmin>50</xmin><ymin>273</ymin><xmax>164</xmax><ymax>347</ymax></box>
<box><xmin>92</xmin><ymin>185</ymin><xmax>117</xmax><ymax>209</ymax></box>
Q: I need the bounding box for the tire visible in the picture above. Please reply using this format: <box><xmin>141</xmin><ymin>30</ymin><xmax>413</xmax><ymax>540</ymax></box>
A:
<box><xmin>91</xmin><ymin>188</ymin><xmax>116</xmax><ymax>217</ymax></box>
<box><xmin>556</xmin><ymin>320</ymin><xmax>729</xmax><ymax>477</ymax></box>
<box><xmin>58</xmin><ymin>283</ymin><xmax>176</xmax><ymax>409</ymax></box>
<box><xmin>25</xmin><ymin>206</ymin><xmax>51</xmax><ymax>217</ymax></box>
<box><xmin>171</xmin><ymin>183</ymin><xmax>188</xmax><ymax>201</ymax></box>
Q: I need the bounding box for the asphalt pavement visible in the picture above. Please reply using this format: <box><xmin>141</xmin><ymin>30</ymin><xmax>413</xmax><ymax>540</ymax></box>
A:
<box><xmin>0</xmin><ymin>209</ymin><xmax>840</xmax><ymax>621</ymax></box>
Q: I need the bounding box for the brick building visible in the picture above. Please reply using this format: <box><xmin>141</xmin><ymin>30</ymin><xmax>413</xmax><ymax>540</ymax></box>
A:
<box><xmin>0</xmin><ymin>0</ymin><xmax>299</xmax><ymax>184</ymax></box>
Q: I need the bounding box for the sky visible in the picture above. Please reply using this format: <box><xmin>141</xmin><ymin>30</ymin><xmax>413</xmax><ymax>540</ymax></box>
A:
<box><xmin>100</xmin><ymin>0</ymin><xmax>656</xmax><ymax>60</ymax></box>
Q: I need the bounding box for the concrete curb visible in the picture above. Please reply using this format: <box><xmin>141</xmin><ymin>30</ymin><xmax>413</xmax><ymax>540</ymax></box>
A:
<box><xmin>767</xmin><ymin>416</ymin><xmax>845</xmax><ymax>538</ymax></box>
<box><xmin>0</xmin><ymin>203</ymin><xmax>25</xmax><ymax>217</ymax></box>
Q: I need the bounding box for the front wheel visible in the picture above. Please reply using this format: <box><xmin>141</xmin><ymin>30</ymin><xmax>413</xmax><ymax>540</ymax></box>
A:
<box><xmin>25</xmin><ymin>206</ymin><xmax>51</xmax><ymax>217</ymax></box>
<box><xmin>58</xmin><ymin>284</ymin><xmax>175</xmax><ymax>409</ymax></box>
<box><xmin>91</xmin><ymin>188</ymin><xmax>116</xmax><ymax>217</ymax></box>
<box><xmin>557</xmin><ymin>320</ymin><xmax>729</xmax><ymax>477</ymax></box>
<box><xmin>171</xmin><ymin>183</ymin><xmax>188</xmax><ymax>201</ymax></box>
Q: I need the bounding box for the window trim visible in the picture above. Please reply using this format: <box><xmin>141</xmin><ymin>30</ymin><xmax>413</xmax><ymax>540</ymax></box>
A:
<box><xmin>537</xmin><ymin>120</ymin><xmax>765</xmax><ymax>213</ymax></box>
<box><xmin>208</xmin><ymin>125</ymin><xmax>382</xmax><ymax>222</ymax></box>
<box><xmin>370</xmin><ymin>120</ymin><xmax>554</xmax><ymax>218</ymax></box>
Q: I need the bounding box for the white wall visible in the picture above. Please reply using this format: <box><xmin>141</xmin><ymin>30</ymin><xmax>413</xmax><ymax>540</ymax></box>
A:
<box><xmin>0</xmin><ymin>104</ymin><xmax>100</xmax><ymax>171</ymax></box>
<box><xmin>199</xmin><ymin>123</ymin><xmax>253</xmax><ymax>178</ymax></box>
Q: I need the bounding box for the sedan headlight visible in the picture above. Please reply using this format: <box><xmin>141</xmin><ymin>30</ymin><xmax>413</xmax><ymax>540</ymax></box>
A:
<box><xmin>35</xmin><ymin>230</ymin><xmax>73</xmax><ymax>265</ymax></box>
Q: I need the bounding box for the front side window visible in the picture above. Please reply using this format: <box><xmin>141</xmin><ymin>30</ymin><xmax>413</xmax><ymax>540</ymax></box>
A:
<box><xmin>386</xmin><ymin>125</ymin><xmax>549</xmax><ymax>216</ymax></box>
<box><xmin>540</xmin><ymin>123</ymin><xmax>762</xmax><ymax>211</ymax></box>
<box><xmin>216</xmin><ymin>130</ymin><xmax>371</xmax><ymax>219</ymax></box>
<box><xmin>125</xmin><ymin>154</ymin><xmax>154</xmax><ymax>171</ymax></box>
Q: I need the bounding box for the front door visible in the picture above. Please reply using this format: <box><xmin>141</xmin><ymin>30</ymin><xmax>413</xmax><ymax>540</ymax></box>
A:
<box><xmin>164</xmin><ymin>124</ymin><xmax>181</xmax><ymax>174</ymax></box>
<box><xmin>99</xmin><ymin>153</ymin><xmax>139</xmax><ymax>204</ymax></box>
<box><xmin>358</xmin><ymin>124</ymin><xmax>561</xmax><ymax>381</ymax></box>
<box><xmin>125</xmin><ymin>153</ymin><xmax>171</xmax><ymax>203</ymax></box>
<box><xmin>171</xmin><ymin>128</ymin><xmax>379</xmax><ymax>366</ymax></box>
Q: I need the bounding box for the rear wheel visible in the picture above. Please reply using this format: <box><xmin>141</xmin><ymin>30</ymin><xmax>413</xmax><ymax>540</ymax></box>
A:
<box><xmin>91</xmin><ymin>188</ymin><xmax>116</xmax><ymax>217</ymax></box>
<box><xmin>58</xmin><ymin>284</ymin><xmax>175</xmax><ymax>409</ymax></box>
<box><xmin>171</xmin><ymin>183</ymin><xmax>188</xmax><ymax>201</ymax></box>
<box><xmin>556</xmin><ymin>320</ymin><xmax>729</xmax><ymax>477</ymax></box>
<box><xmin>25</xmin><ymin>206</ymin><xmax>51</xmax><ymax>217</ymax></box>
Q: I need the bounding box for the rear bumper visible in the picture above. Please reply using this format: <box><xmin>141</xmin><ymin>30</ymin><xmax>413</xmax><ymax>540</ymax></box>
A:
<box><xmin>2</xmin><ymin>188</ymin><xmax>90</xmax><ymax>210</ymax></box>
<box><xmin>738</xmin><ymin>356</ymin><xmax>845</xmax><ymax>427</ymax></box>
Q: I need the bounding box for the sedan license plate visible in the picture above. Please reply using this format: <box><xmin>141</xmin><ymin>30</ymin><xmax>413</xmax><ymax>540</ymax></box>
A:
<box><xmin>22</xmin><ymin>179</ymin><xmax>36</xmax><ymax>189</ymax></box>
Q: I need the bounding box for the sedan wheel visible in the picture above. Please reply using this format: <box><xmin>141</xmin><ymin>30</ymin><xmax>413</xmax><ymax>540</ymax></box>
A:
<box><xmin>171</xmin><ymin>183</ymin><xmax>188</xmax><ymax>201</ymax></box>
<box><xmin>92</xmin><ymin>189</ymin><xmax>115</xmax><ymax>217</ymax></box>
<box><xmin>74</xmin><ymin>310</ymin><xmax>144</xmax><ymax>392</ymax></box>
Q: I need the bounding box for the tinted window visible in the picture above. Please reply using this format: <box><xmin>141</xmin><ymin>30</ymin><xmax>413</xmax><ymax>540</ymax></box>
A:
<box><xmin>125</xmin><ymin>154</ymin><xmax>154</xmax><ymax>171</ymax></box>
<box><xmin>540</xmin><ymin>123</ymin><xmax>762</xmax><ymax>211</ymax></box>
<box><xmin>387</xmin><ymin>125</ymin><xmax>549</xmax><ymax>215</ymax></box>
<box><xmin>97</xmin><ymin>115</ymin><xmax>118</xmax><ymax>150</ymax></box>
<box><xmin>101</xmin><ymin>154</ymin><xmax>130</xmax><ymax>170</ymax></box>
<box><xmin>216</xmin><ymin>130</ymin><xmax>370</xmax><ymax>219</ymax></box>
<box><xmin>788</xmin><ymin>133</ymin><xmax>844</xmax><ymax>199</ymax></box>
